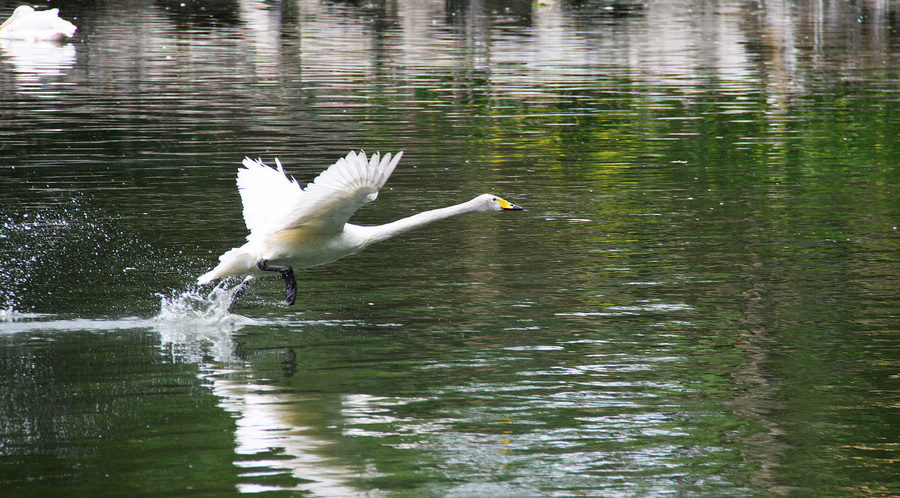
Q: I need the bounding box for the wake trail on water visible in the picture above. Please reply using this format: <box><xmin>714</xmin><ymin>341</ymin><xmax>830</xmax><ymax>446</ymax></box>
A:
<box><xmin>0</xmin><ymin>281</ymin><xmax>254</xmax><ymax>336</ymax></box>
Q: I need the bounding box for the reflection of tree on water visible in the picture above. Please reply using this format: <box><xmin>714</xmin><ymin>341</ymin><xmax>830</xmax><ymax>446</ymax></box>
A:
<box><xmin>0</xmin><ymin>0</ymin><xmax>896</xmax><ymax>493</ymax></box>
<box><xmin>733</xmin><ymin>270</ymin><xmax>791</xmax><ymax>493</ymax></box>
<box><xmin>155</xmin><ymin>0</ymin><xmax>241</xmax><ymax>27</ymax></box>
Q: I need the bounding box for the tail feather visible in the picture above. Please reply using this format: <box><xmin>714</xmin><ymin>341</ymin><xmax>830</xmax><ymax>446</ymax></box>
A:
<box><xmin>197</xmin><ymin>247</ymin><xmax>256</xmax><ymax>285</ymax></box>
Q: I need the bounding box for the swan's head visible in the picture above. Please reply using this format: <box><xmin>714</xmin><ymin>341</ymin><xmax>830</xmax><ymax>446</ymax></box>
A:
<box><xmin>472</xmin><ymin>193</ymin><xmax>524</xmax><ymax>212</ymax></box>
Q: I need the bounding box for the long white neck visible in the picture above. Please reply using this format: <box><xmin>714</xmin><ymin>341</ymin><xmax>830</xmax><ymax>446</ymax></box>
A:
<box><xmin>356</xmin><ymin>198</ymin><xmax>483</xmax><ymax>246</ymax></box>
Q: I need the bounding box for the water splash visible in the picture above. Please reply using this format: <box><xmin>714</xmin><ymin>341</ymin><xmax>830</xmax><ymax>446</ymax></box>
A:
<box><xmin>0</xmin><ymin>307</ymin><xmax>47</xmax><ymax>323</ymax></box>
<box><xmin>154</xmin><ymin>281</ymin><xmax>257</xmax><ymax>363</ymax></box>
<box><xmin>0</xmin><ymin>198</ymin><xmax>159</xmax><ymax>314</ymax></box>
<box><xmin>156</xmin><ymin>281</ymin><xmax>248</xmax><ymax>324</ymax></box>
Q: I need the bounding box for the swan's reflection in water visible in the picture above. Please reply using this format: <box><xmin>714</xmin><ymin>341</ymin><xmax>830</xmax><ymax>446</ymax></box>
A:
<box><xmin>203</xmin><ymin>366</ymin><xmax>383</xmax><ymax>495</ymax></box>
<box><xmin>156</xmin><ymin>315</ymin><xmax>380</xmax><ymax>495</ymax></box>
<box><xmin>0</xmin><ymin>38</ymin><xmax>75</xmax><ymax>86</ymax></box>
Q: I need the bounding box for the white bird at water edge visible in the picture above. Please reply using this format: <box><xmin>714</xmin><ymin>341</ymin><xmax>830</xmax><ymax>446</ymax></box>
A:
<box><xmin>0</xmin><ymin>6</ymin><xmax>77</xmax><ymax>42</ymax></box>
<box><xmin>197</xmin><ymin>150</ymin><xmax>523</xmax><ymax>312</ymax></box>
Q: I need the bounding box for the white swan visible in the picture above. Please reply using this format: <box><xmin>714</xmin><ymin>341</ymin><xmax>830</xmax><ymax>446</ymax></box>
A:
<box><xmin>0</xmin><ymin>6</ymin><xmax>77</xmax><ymax>42</ymax></box>
<box><xmin>198</xmin><ymin>151</ymin><xmax>523</xmax><ymax>310</ymax></box>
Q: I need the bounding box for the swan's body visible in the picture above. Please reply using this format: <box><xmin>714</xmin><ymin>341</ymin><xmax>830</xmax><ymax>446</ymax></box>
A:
<box><xmin>0</xmin><ymin>6</ymin><xmax>77</xmax><ymax>42</ymax></box>
<box><xmin>198</xmin><ymin>150</ymin><xmax>522</xmax><ymax>309</ymax></box>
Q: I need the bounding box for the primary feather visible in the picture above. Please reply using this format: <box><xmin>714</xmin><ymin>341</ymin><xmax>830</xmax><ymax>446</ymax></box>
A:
<box><xmin>238</xmin><ymin>151</ymin><xmax>402</xmax><ymax>239</ymax></box>
<box><xmin>282</xmin><ymin>150</ymin><xmax>402</xmax><ymax>234</ymax></box>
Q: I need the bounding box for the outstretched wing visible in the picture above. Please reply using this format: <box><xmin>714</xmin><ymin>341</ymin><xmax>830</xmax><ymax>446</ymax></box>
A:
<box><xmin>236</xmin><ymin>156</ymin><xmax>302</xmax><ymax>236</ymax></box>
<box><xmin>236</xmin><ymin>150</ymin><xmax>403</xmax><ymax>239</ymax></box>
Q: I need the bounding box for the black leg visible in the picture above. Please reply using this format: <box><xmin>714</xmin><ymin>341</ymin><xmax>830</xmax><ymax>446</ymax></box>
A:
<box><xmin>257</xmin><ymin>259</ymin><xmax>298</xmax><ymax>305</ymax></box>
<box><xmin>227</xmin><ymin>276</ymin><xmax>253</xmax><ymax>314</ymax></box>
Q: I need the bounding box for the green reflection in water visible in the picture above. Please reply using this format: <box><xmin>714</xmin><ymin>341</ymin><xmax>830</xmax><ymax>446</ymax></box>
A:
<box><xmin>0</xmin><ymin>0</ymin><xmax>897</xmax><ymax>494</ymax></box>
<box><xmin>0</xmin><ymin>330</ymin><xmax>242</xmax><ymax>495</ymax></box>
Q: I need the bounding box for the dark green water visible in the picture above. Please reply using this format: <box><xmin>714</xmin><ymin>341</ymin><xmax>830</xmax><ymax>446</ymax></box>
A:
<box><xmin>1</xmin><ymin>0</ymin><xmax>897</xmax><ymax>495</ymax></box>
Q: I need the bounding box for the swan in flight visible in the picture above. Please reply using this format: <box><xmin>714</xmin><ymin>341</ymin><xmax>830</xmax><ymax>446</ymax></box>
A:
<box><xmin>198</xmin><ymin>151</ymin><xmax>523</xmax><ymax>311</ymax></box>
<box><xmin>0</xmin><ymin>6</ymin><xmax>77</xmax><ymax>41</ymax></box>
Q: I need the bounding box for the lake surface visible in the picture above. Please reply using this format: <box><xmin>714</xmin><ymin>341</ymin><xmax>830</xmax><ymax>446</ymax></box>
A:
<box><xmin>1</xmin><ymin>0</ymin><xmax>898</xmax><ymax>495</ymax></box>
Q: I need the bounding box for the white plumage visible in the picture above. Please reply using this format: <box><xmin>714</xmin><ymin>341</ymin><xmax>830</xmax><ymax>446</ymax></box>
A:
<box><xmin>0</xmin><ymin>6</ymin><xmax>77</xmax><ymax>42</ymax></box>
<box><xmin>198</xmin><ymin>150</ymin><xmax>523</xmax><ymax>309</ymax></box>
<box><xmin>238</xmin><ymin>151</ymin><xmax>399</xmax><ymax>240</ymax></box>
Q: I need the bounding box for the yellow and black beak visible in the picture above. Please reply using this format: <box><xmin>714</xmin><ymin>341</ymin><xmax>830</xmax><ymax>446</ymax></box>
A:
<box><xmin>497</xmin><ymin>197</ymin><xmax>525</xmax><ymax>211</ymax></box>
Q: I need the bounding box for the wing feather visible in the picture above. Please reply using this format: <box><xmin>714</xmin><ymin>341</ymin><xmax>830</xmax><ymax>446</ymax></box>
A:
<box><xmin>237</xmin><ymin>156</ymin><xmax>303</xmax><ymax>235</ymax></box>
<box><xmin>235</xmin><ymin>150</ymin><xmax>403</xmax><ymax>241</ymax></box>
